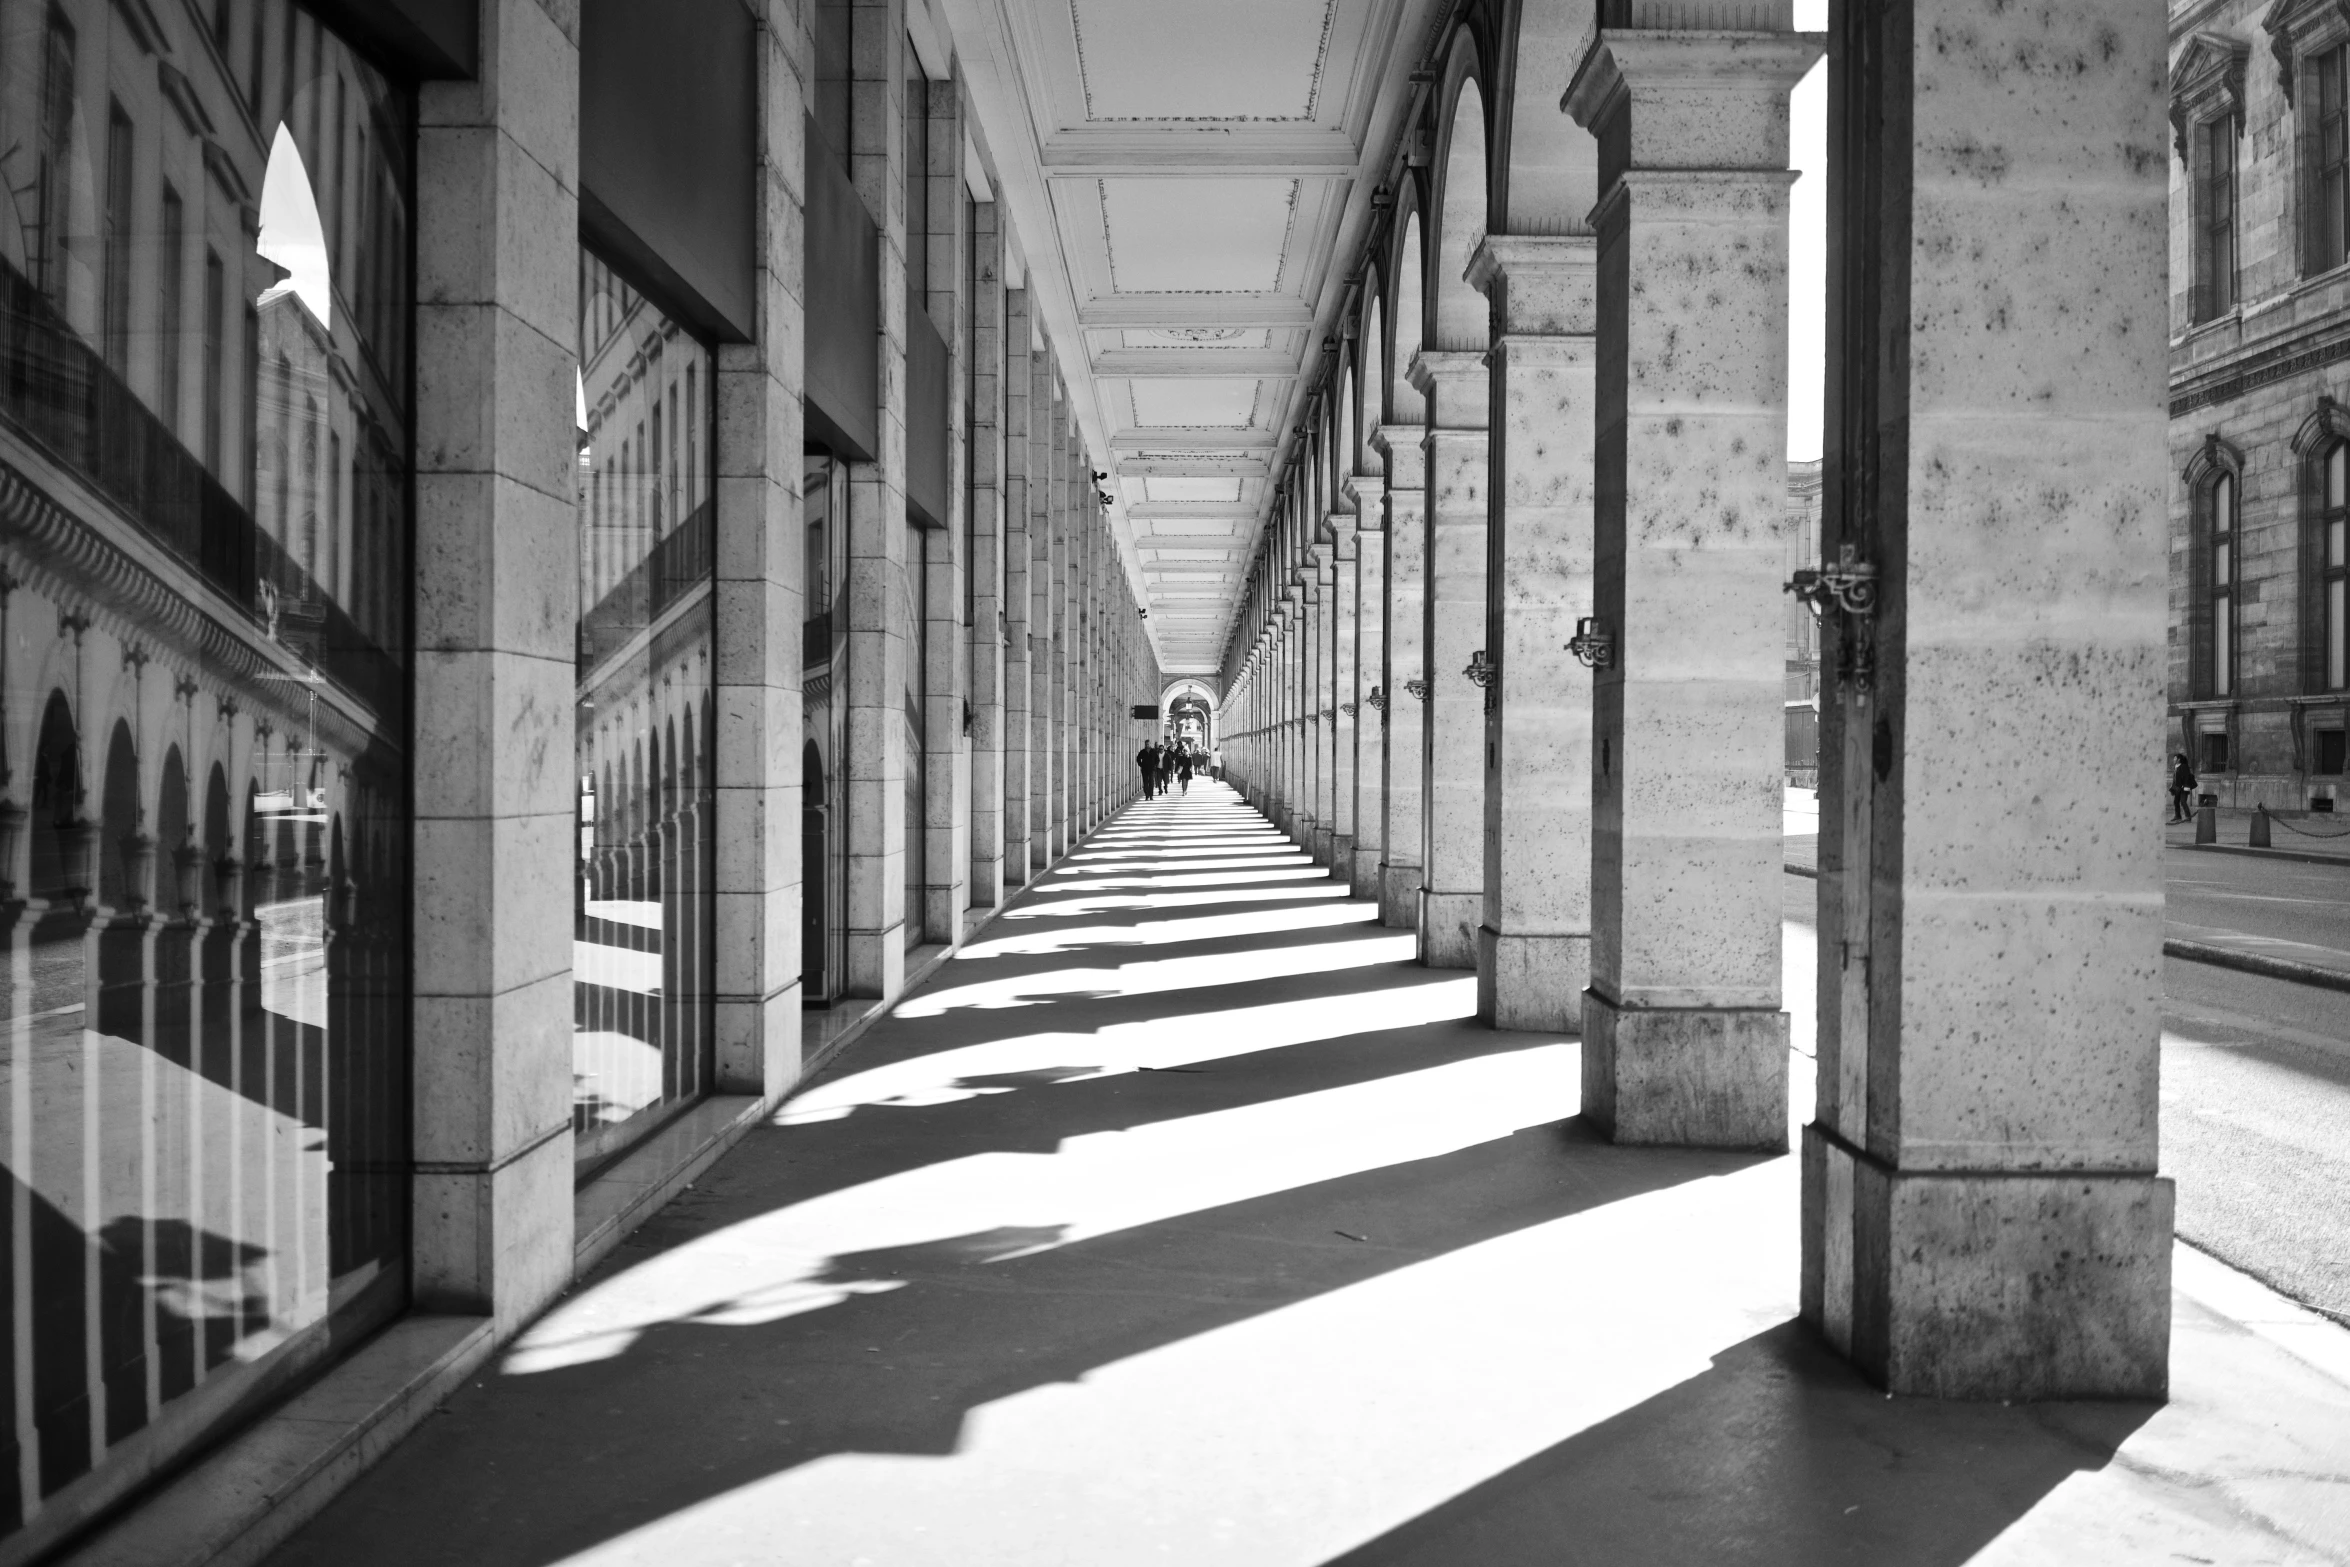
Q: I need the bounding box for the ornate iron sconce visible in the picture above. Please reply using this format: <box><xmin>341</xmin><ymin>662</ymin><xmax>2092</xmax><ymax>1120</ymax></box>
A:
<box><xmin>1339</xmin><ymin>701</ymin><xmax>1357</xmax><ymax>718</ymax></box>
<box><xmin>1784</xmin><ymin>543</ymin><xmax>1881</xmax><ymax>701</ymax></box>
<box><xmin>1367</xmin><ymin>686</ymin><xmax>1387</xmax><ymax>712</ymax></box>
<box><xmin>1463</xmin><ymin>649</ymin><xmax>1498</xmax><ymax>713</ymax></box>
<box><xmin>1403</xmin><ymin>678</ymin><xmax>1430</xmax><ymax>703</ymax></box>
<box><xmin>1565</xmin><ymin>617</ymin><xmax>1615</xmax><ymax>670</ymax></box>
<box><xmin>1785</xmin><ymin>544</ymin><xmax>1879</xmax><ymax>620</ymax></box>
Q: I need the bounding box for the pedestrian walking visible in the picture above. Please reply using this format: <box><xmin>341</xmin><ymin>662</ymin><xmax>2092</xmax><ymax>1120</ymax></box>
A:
<box><xmin>2169</xmin><ymin>753</ymin><xmax>2197</xmax><ymax>823</ymax></box>
<box><xmin>1209</xmin><ymin>745</ymin><xmax>1223</xmax><ymax>782</ymax></box>
<box><xmin>1136</xmin><ymin>741</ymin><xmax>1160</xmax><ymax>800</ymax></box>
<box><xmin>1176</xmin><ymin>747</ymin><xmax>1194</xmax><ymax>794</ymax></box>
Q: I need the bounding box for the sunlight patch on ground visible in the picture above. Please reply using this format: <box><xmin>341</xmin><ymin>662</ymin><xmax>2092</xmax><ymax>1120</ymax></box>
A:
<box><xmin>957</xmin><ymin>899</ymin><xmax>1378</xmax><ymax>960</ymax></box>
<box><xmin>1038</xmin><ymin>867</ymin><xmax>1331</xmax><ymax>891</ymax></box>
<box><xmin>1002</xmin><ymin>883</ymin><xmax>1352</xmax><ymax>920</ymax></box>
<box><xmin>547</xmin><ymin>1159</ymin><xmax>1797</xmax><ymax>1566</ymax></box>
<box><xmin>893</xmin><ymin>932</ymin><xmax>1417</xmax><ymax>1017</ymax></box>
<box><xmin>510</xmin><ymin>1043</ymin><xmax>1574</xmax><ymax>1377</ymax></box>
<box><xmin>773</xmin><ymin>973</ymin><xmax>1479</xmax><ymax>1125</ymax></box>
<box><xmin>1054</xmin><ymin>853</ymin><xmax>1313</xmax><ymax>876</ymax></box>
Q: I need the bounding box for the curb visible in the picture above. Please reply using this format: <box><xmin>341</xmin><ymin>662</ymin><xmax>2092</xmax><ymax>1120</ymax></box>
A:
<box><xmin>2161</xmin><ymin>938</ymin><xmax>2350</xmax><ymax>994</ymax></box>
<box><xmin>2174</xmin><ymin>841</ymin><xmax>2350</xmax><ymax>870</ymax></box>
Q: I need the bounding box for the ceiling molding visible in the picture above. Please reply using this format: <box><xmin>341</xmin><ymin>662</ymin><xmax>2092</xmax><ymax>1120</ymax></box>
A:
<box><xmin>1079</xmin><ymin>298</ymin><xmax>1319</xmax><ymax>328</ymax></box>
<box><xmin>1090</xmin><ymin>350</ymin><xmax>1300</xmax><ymax>377</ymax></box>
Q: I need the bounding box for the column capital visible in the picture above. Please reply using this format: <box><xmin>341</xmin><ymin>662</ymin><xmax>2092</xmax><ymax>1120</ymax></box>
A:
<box><xmin>1565</xmin><ymin>29</ymin><xmax>1824</xmax><ymax>163</ymax></box>
<box><xmin>1468</xmin><ymin>234</ymin><xmax>1598</xmax><ymax>338</ymax></box>
<box><xmin>1343</xmin><ymin>471</ymin><xmax>1387</xmax><ymax>528</ymax></box>
<box><xmin>1407</xmin><ymin>349</ymin><xmax>1489</xmax><ymax>431</ymax></box>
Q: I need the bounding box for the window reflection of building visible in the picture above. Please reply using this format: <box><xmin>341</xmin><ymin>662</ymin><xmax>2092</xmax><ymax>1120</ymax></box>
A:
<box><xmin>0</xmin><ymin>0</ymin><xmax>412</xmax><ymax>1547</ymax></box>
<box><xmin>573</xmin><ymin>253</ymin><xmax>715</xmax><ymax>1168</ymax></box>
<box><xmin>801</xmin><ymin>456</ymin><xmax>849</xmax><ymax>1006</ymax></box>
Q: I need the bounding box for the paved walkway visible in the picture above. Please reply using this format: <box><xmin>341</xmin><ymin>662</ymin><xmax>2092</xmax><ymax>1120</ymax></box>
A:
<box><xmin>270</xmin><ymin>784</ymin><xmax>2350</xmax><ymax>1567</ymax></box>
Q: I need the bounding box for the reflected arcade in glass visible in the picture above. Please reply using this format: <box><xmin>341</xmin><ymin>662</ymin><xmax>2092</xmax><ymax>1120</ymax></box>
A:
<box><xmin>0</xmin><ymin>0</ymin><xmax>413</xmax><ymax>1542</ymax></box>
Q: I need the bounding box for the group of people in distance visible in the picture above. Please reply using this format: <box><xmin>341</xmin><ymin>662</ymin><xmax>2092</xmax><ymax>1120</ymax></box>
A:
<box><xmin>1136</xmin><ymin>738</ymin><xmax>1216</xmax><ymax>800</ymax></box>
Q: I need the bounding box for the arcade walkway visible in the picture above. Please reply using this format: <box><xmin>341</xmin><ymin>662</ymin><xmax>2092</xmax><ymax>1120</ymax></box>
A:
<box><xmin>268</xmin><ymin>786</ymin><xmax>2350</xmax><ymax>1567</ymax></box>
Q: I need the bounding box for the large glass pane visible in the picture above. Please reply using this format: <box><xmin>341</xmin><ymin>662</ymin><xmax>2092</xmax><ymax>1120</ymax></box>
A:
<box><xmin>2331</xmin><ymin>578</ymin><xmax>2346</xmax><ymax>691</ymax></box>
<box><xmin>574</xmin><ymin>253</ymin><xmax>715</xmax><ymax>1167</ymax></box>
<box><xmin>2215</xmin><ymin>598</ymin><xmax>2232</xmax><ymax>697</ymax></box>
<box><xmin>0</xmin><ymin>0</ymin><xmax>411</xmax><ymax>1542</ymax></box>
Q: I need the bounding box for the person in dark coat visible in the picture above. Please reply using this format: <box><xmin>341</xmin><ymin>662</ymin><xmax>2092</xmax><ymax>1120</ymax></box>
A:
<box><xmin>2169</xmin><ymin>753</ymin><xmax>2197</xmax><ymax>823</ymax></box>
<box><xmin>1176</xmin><ymin>747</ymin><xmax>1194</xmax><ymax>794</ymax></box>
<box><xmin>1136</xmin><ymin>741</ymin><xmax>1160</xmax><ymax>800</ymax></box>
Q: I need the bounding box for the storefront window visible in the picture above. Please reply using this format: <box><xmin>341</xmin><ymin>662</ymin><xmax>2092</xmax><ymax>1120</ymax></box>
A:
<box><xmin>574</xmin><ymin>252</ymin><xmax>715</xmax><ymax>1168</ymax></box>
<box><xmin>0</xmin><ymin>0</ymin><xmax>411</xmax><ymax>1542</ymax></box>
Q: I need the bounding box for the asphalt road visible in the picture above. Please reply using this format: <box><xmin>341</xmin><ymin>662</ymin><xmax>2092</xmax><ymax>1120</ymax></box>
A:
<box><xmin>2167</xmin><ymin>846</ymin><xmax>2350</xmax><ymax>967</ymax></box>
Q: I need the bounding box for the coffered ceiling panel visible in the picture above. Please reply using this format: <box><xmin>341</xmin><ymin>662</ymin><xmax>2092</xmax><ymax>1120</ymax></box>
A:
<box><xmin>1142</xmin><ymin>476</ymin><xmax>1245</xmax><ymax>504</ymax></box>
<box><xmin>1127</xmin><ymin>378</ymin><xmax>1266</xmax><ymax>430</ymax></box>
<box><xmin>940</xmin><ymin>0</ymin><xmax>1435</xmax><ymax>670</ymax></box>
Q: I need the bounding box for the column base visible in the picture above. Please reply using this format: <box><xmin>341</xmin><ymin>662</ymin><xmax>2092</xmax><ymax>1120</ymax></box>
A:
<box><xmin>1418</xmin><ymin>890</ymin><xmax>1480</xmax><ymax>969</ymax></box>
<box><xmin>1378</xmin><ymin>863</ymin><xmax>1420</xmax><ymax>930</ymax></box>
<box><xmin>846</xmin><ymin>925</ymin><xmax>907</xmax><ymax>1004</ymax></box>
<box><xmin>1311</xmin><ymin>826</ymin><xmax>1335</xmax><ymax>866</ymax></box>
<box><xmin>1801</xmin><ymin>1126</ymin><xmax>2173</xmax><ymax>1400</ymax></box>
<box><xmin>1331</xmin><ymin>833</ymin><xmax>1353</xmax><ymax>880</ymax></box>
<box><xmin>1351</xmin><ymin>845</ymin><xmax>1382</xmax><ymax>902</ymax></box>
<box><xmin>1476</xmin><ymin>927</ymin><xmax>1588</xmax><ymax>1033</ymax></box>
<box><xmin>1581</xmin><ymin>989</ymin><xmax>1787</xmax><ymax>1150</ymax></box>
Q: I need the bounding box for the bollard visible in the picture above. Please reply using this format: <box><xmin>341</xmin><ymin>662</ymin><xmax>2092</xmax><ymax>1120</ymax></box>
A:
<box><xmin>2251</xmin><ymin>807</ymin><xmax>2271</xmax><ymax>849</ymax></box>
<box><xmin>2196</xmin><ymin>801</ymin><xmax>2218</xmax><ymax>845</ymax></box>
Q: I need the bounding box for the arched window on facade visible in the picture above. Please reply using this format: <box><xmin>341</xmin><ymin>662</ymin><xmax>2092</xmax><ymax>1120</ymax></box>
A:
<box><xmin>2324</xmin><ymin>442</ymin><xmax>2348</xmax><ymax>692</ymax></box>
<box><xmin>2212</xmin><ymin>466</ymin><xmax>2238</xmax><ymax>699</ymax></box>
<box><xmin>2185</xmin><ymin>435</ymin><xmax>2245</xmax><ymax>716</ymax></box>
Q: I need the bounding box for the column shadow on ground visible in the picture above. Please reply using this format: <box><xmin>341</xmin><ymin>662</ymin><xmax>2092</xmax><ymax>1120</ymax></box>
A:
<box><xmin>1329</xmin><ymin>1321</ymin><xmax>2158</xmax><ymax>1567</ymax></box>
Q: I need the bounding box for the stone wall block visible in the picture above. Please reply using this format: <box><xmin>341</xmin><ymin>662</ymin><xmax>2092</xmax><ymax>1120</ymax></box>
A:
<box><xmin>415</xmin><ymin>472</ymin><xmax>577</xmax><ymax>659</ymax></box>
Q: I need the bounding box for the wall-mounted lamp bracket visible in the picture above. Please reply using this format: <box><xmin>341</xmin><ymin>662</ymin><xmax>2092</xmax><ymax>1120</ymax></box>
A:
<box><xmin>1565</xmin><ymin>618</ymin><xmax>1615</xmax><ymax>670</ymax></box>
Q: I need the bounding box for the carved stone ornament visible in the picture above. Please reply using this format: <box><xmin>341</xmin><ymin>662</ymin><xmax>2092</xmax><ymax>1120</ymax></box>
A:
<box><xmin>2173</xmin><ymin>30</ymin><xmax>2251</xmax><ymax>159</ymax></box>
<box><xmin>2264</xmin><ymin>0</ymin><xmax>2350</xmax><ymax>107</ymax></box>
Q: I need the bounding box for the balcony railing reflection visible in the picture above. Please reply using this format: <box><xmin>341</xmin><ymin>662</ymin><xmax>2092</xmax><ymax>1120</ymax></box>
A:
<box><xmin>578</xmin><ymin>498</ymin><xmax>716</xmax><ymax>673</ymax></box>
<box><xmin>0</xmin><ymin>258</ymin><xmax>402</xmax><ymax>721</ymax></box>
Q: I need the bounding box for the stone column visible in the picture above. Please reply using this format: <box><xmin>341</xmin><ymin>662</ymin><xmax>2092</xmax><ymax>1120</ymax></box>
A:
<box><xmin>1801</xmin><ymin>0</ymin><xmax>2172</xmax><ymax>1398</ymax></box>
<box><xmin>1470</xmin><ymin>234</ymin><xmax>1598</xmax><ymax>1034</ymax></box>
<box><xmin>1329</xmin><ymin>512</ymin><xmax>1359</xmax><ymax>878</ymax></box>
<box><xmin>1565</xmin><ymin>16</ymin><xmax>1817</xmax><ymax>1144</ymax></box>
<box><xmin>968</xmin><ymin>209</ymin><xmax>1007</xmax><ymax>910</ymax></box>
<box><xmin>920</xmin><ymin>75</ymin><xmax>969</xmax><ymax>945</ymax></box>
<box><xmin>1001</xmin><ymin>306</ymin><xmax>1034</xmax><ymax>891</ymax></box>
<box><xmin>1412</xmin><ymin>350</ymin><xmax>1489</xmax><ymax>969</ymax></box>
<box><xmin>410</xmin><ymin>0</ymin><xmax>578</xmax><ymax>1329</ymax></box>
<box><xmin>1378</xmin><ymin>432</ymin><xmax>1425</xmax><ymax>929</ymax></box>
<box><xmin>1307</xmin><ymin>541</ymin><xmax>1335</xmax><ymax>863</ymax></box>
<box><xmin>1045</xmin><ymin>393</ymin><xmax>1070</xmax><ymax>861</ymax></box>
<box><xmin>711</xmin><ymin>0</ymin><xmax>812</xmax><ymax>1101</ymax></box>
<box><xmin>845</xmin><ymin>0</ymin><xmax>915</xmax><ymax>999</ymax></box>
<box><xmin>1348</xmin><ymin>474</ymin><xmax>1386</xmax><ymax>900</ymax></box>
<box><xmin>1027</xmin><ymin>349</ymin><xmax>1053</xmax><ymax>877</ymax></box>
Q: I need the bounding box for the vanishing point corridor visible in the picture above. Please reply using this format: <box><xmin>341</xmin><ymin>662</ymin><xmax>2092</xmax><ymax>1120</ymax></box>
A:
<box><xmin>263</xmin><ymin>790</ymin><xmax>2346</xmax><ymax>1567</ymax></box>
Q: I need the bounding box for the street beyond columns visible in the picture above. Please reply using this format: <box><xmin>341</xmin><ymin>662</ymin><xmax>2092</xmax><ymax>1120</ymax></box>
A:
<box><xmin>265</xmin><ymin>786</ymin><xmax>2350</xmax><ymax>1567</ymax></box>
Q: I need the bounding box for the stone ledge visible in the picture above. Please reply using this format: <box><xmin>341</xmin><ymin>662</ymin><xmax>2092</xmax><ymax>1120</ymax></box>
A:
<box><xmin>63</xmin><ymin>1314</ymin><xmax>495</xmax><ymax>1567</ymax></box>
<box><xmin>574</xmin><ymin>1094</ymin><xmax>769</xmax><ymax>1276</ymax></box>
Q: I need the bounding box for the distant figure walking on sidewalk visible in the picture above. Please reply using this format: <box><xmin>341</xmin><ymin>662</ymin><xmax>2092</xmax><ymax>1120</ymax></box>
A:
<box><xmin>1137</xmin><ymin>741</ymin><xmax>1161</xmax><ymax>800</ymax></box>
<box><xmin>1176</xmin><ymin>748</ymin><xmax>1194</xmax><ymax>795</ymax></box>
<box><xmin>2170</xmin><ymin>753</ymin><xmax>2197</xmax><ymax>823</ymax></box>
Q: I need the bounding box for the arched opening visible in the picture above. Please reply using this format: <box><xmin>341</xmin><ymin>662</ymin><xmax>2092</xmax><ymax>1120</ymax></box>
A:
<box><xmin>157</xmin><ymin>747</ymin><xmax>190</xmax><ymax>916</ymax></box>
<box><xmin>98</xmin><ymin>720</ymin><xmax>140</xmax><ymax>911</ymax></box>
<box><xmin>1391</xmin><ymin>211</ymin><xmax>1426</xmax><ymax>427</ymax></box>
<box><xmin>30</xmin><ymin>692</ymin><xmax>83</xmax><ymax>901</ymax></box>
<box><xmin>1432</xmin><ymin>73</ymin><xmax>1490</xmax><ymax>354</ymax></box>
<box><xmin>1360</xmin><ymin>291</ymin><xmax>1386</xmax><ymax>463</ymax></box>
